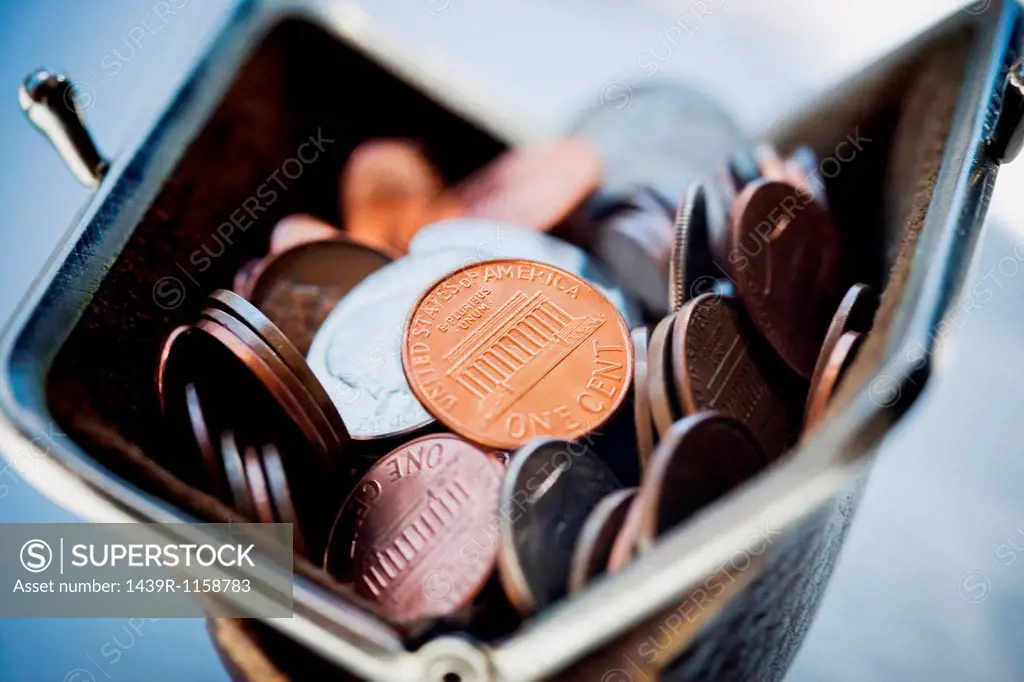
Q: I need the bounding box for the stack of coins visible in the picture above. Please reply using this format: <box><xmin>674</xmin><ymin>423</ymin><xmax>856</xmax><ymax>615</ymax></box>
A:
<box><xmin>155</xmin><ymin>86</ymin><xmax>878</xmax><ymax>659</ymax></box>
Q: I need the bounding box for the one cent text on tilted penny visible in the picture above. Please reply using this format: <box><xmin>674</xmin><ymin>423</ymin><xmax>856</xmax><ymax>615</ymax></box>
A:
<box><xmin>402</xmin><ymin>260</ymin><xmax>633</xmax><ymax>449</ymax></box>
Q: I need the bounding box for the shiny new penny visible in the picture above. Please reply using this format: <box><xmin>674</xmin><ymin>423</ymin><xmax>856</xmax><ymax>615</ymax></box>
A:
<box><xmin>324</xmin><ymin>434</ymin><xmax>503</xmax><ymax>624</ymax></box>
<box><xmin>498</xmin><ymin>438</ymin><xmax>621</xmax><ymax>614</ymax></box>
<box><xmin>407</xmin><ymin>219</ymin><xmax>641</xmax><ymax>327</ymax></box>
<box><xmin>646</xmin><ymin>314</ymin><xmax>680</xmax><ymax>439</ymax></box>
<box><xmin>635</xmin><ymin>412</ymin><xmax>765</xmax><ymax>551</ymax></box>
<box><xmin>728</xmin><ymin>179</ymin><xmax>840</xmax><ymax>377</ymax></box>
<box><xmin>669</xmin><ymin>182</ymin><xmax>717</xmax><ymax>312</ymax></box>
<box><xmin>220</xmin><ymin>431</ymin><xmax>255</xmax><ymax>519</ymax></box>
<box><xmin>804</xmin><ymin>331</ymin><xmax>864</xmax><ymax>429</ymax></box>
<box><xmin>672</xmin><ymin>294</ymin><xmax>791</xmax><ymax>458</ymax></box>
<box><xmin>268</xmin><ymin>214</ymin><xmax>339</xmax><ymax>255</ymax></box>
<box><xmin>807</xmin><ymin>283</ymin><xmax>876</xmax><ymax>401</ymax></box>
<box><xmin>403</xmin><ymin>259</ymin><xmax>633</xmax><ymax>449</ymax></box>
<box><xmin>341</xmin><ymin>139</ymin><xmax>446</xmax><ymax>253</ymax></box>
<box><xmin>261</xmin><ymin>443</ymin><xmax>308</xmax><ymax>556</ymax></box>
<box><xmin>246</xmin><ymin>237</ymin><xmax>394</xmax><ymax>354</ymax></box>
<box><xmin>442</xmin><ymin>138</ymin><xmax>600</xmax><ymax>232</ymax></box>
<box><xmin>630</xmin><ymin>327</ymin><xmax>655</xmax><ymax>469</ymax></box>
<box><xmin>243</xmin><ymin>445</ymin><xmax>276</xmax><ymax>523</ymax></box>
<box><xmin>568</xmin><ymin>487</ymin><xmax>637</xmax><ymax>593</ymax></box>
<box><xmin>206</xmin><ymin>289</ymin><xmax>349</xmax><ymax>449</ymax></box>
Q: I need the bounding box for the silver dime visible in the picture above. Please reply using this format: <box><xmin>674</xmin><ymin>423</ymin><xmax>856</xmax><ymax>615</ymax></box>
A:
<box><xmin>307</xmin><ymin>249</ymin><xmax>486</xmax><ymax>440</ymax></box>
<box><xmin>498</xmin><ymin>438</ymin><xmax>621</xmax><ymax>614</ymax></box>
<box><xmin>407</xmin><ymin>218</ymin><xmax>641</xmax><ymax>327</ymax></box>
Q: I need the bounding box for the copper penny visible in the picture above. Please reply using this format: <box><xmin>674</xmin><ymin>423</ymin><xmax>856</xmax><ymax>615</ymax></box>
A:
<box><xmin>205</xmin><ymin>289</ymin><xmax>350</xmax><ymax>449</ymax></box>
<box><xmin>324</xmin><ymin>434</ymin><xmax>503</xmax><ymax>625</ymax></box>
<box><xmin>184</xmin><ymin>382</ymin><xmax>228</xmax><ymax>501</ymax></box>
<box><xmin>261</xmin><ymin>443</ymin><xmax>308</xmax><ymax>556</ymax></box>
<box><xmin>193</xmin><ymin>317</ymin><xmax>333</xmax><ymax>463</ymax></box>
<box><xmin>635</xmin><ymin>412</ymin><xmax>765</xmax><ymax>551</ymax></box>
<box><xmin>245</xmin><ymin>237</ymin><xmax>394</xmax><ymax>354</ymax></box>
<box><xmin>442</xmin><ymin>138</ymin><xmax>600</xmax><ymax>232</ymax></box>
<box><xmin>268</xmin><ymin>214</ymin><xmax>340</xmax><ymax>255</ymax></box>
<box><xmin>233</xmin><ymin>258</ymin><xmax>262</xmax><ymax>298</ymax></box>
<box><xmin>606</xmin><ymin>484</ymin><xmax>646</xmax><ymax>571</ymax></box>
<box><xmin>498</xmin><ymin>438</ymin><xmax>621</xmax><ymax>614</ymax></box>
<box><xmin>669</xmin><ymin>182</ymin><xmax>717</xmax><ymax>313</ymax></box>
<box><xmin>630</xmin><ymin>326</ymin><xmax>655</xmax><ymax>469</ymax></box>
<box><xmin>728</xmin><ymin>179</ymin><xmax>840</xmax><ymax>377</ymax></box>
<box><xmin>672</xmin><ymin>294</ymin><xmax>791</xmax><ymax>458</ymax></box>
<box><xmin>646</xmin><ymin>314</ymin><xmax>680</xmax><ymax>439</ymax></box>
<box><xmin>804</xmin><ymin>331</ymin><xmax>864</xmax><ymax>429</ymax></box>
<box><xmin>156</xmin><ymin>325</ymin><xmax>192</xmax><ymax>418</ymax></box>
<box><xmin>807</xmin><ymin>283</ymin><xmax>876</xmax><ymax>402</ymax></box>
<box><xmin>567</xmin><ymin>487</ymin><xmax>637</xmax><ymax>593</ymax></box>
<box><xmin>220</xmin><ymin>430</ymin><xmax>255</xmax><ymax>519</ymax></box>
<box><xmin>403</xmin><ymin>259</ymin><xmax>633</xmax><ymax>450</ymax></box>
<box><xmin>341</xmin><ymin>139</ymin><xmax>446</xmax><ymax>253</ymax></box>
<box><xmin>243</xmin><ymin>445</ymin><xmax>276</xmax><ymax>523</ymax></box>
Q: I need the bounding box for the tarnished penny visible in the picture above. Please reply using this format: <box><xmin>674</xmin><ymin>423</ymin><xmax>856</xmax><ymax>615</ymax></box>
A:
<box><xmin>193</xmin><ymin>317</ymin><xmax>333</xmax><ymax>463</ymax></box>
<box><xmin>403</xmin><ymin>259</ymin><xmax>633</xmax><ymax>449</ymax></box>
<box><xmin>606</xmin><ymin>484</ymin><xmax>645</xmax><ymax>571</ymax></box>
<box><xmin>206</xmin><ymin>289</ymin><xmax>349</xmax><ymax>449</ymax></box>
<box><xmin>669</xmin><ymin>182</ymin><xmax>717</xmax><ymax>312</ymax></box>
<box><xmin>220</xmin><ymin>431</ymin><xmax>255</xmax><ymax>519</ymax></box>
<box><xmin>341</xmin><ymin>139</ymin><xmax>448</xmax><ymax>253</ymax></box>
<box><xmin>184</xmin><ymin>383</ymin><xmax>227</xmax><ymax>501</ymax></box>
<box><xmin>630</xmin><ymin>327</ymin><xmax>655</xmax><ymax>469</ymax></box>
<box><xmin>156</xmin><ymin>325</ymin><xmax>195</xmax><ymax>418</ymax></box>
<box><xmin>568</xmin><ymin>487</ymin><xmax>636</xmax><ymax>593</ymax></box>
<box><xmin>805</xmin><ymin>331</ymin><xmax>865</xmax><ymax>429</ymax></box>
<box><xmin>243</xmin><ymin>445</ymin><xmax>276</xmax><ymax>523</ymax></box>
<box><xmin>728</xmin><ymin>179</ymin><xmax>840</xmax><ymax>377</ymax></box>
<box><xmin>636</xmin><ymin>412</ymin><xmax>765</xmax><ymax>551</ymax></box>
<box><xmin>268</xmin><ymin>214</ymin><xmax>339</xmax><ymax>255</ymax></box>
<box><xmin>307</xmin><ymin>249</ymin><xmax>482</xmax><ymax>440</ymax></box>
<box><xmin>324</xmin><ymin>434</ymin><xmax>503</xmax><ymax>624</ymax></box>
<box><xmin>246</xmin><ymin>237</ymin><xmax>394</xmax><ymax>354</ymax></box>
<box><xmin>646</xmin><ymin>314</ymin><xmax>680</xmax><ymax>438</ymax></box>
<box><xmin>672</xmin><ymin>294</ymin><xmax>791</xmax><ymax>458</ymax></box>
<box><xmin>498</xmin><ymin>438</ymin><xmax>621</xmax><ymax>613</ymax></box>
<box><xmin>407</xmin><ymin>219</ymin><xmax>642</xmax><ymax>327</ymax></box>
<box><xmin>442</xmin><ymin>138</ymin><xmax>600</xmax><ymax>232</ymax></box>
<box><xmin>808</xmin><ymin>283</ymin><xmax>876</xmax><ymax>399</ymax></box>
<box><xmin>261</xmin><ymin>443</ymin><xmax>307</xmax><ymax>556</ymax></box>
<box><xmin>233</xmin><ymin>259</ymin><xmax>262</xmax><ymax>298</ymax></box>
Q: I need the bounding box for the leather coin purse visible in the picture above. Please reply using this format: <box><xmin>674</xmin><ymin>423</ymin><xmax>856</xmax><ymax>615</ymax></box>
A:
<box><xmin>2</xmin><ymin>1</ymin><xmax>1023</xmax><ymax>680</ymax></box>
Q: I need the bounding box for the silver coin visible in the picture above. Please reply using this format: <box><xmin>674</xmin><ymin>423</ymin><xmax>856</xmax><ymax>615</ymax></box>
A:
<box><xmin>669</xmin><ymin>182</ymin><xmax>718</xmax><ymax>312</ymax></box>
<box><xmin>498</xmin><ymin>438</ymin><xmax>621</xmax><ymax>614</ymax></box>
<box><xmin>307</xmin><ymin>249</ymin><xmax>485</xmax><ymax>440</ymax></box>
<box><xmin>407</xmin><ymin>218</ymin><xmax>642</xmax><ymax>327</ymax></box>
<box><xmin>570</xmin><ymin>81</ymin><xmax>746</xmax><ymax>211</ymax></box>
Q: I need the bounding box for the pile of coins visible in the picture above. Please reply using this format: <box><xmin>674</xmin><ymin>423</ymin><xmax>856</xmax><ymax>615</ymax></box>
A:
<box><xmin>156</xmin><ymin>103</ymin><xmax>878</xmax><ymax>642</ymax></box>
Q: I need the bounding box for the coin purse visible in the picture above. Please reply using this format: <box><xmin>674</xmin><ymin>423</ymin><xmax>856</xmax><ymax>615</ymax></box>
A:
<box><xmin>2</xmin><ymin>1</ymin><xmax>1022</xmax><ymax>680</ymax></box>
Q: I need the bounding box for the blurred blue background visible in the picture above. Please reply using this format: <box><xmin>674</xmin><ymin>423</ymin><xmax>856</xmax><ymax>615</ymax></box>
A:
<box><xmin>1</xmin><ymin>1</ymin><xmax>1023</xmax><ymax>681</ymax></box>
